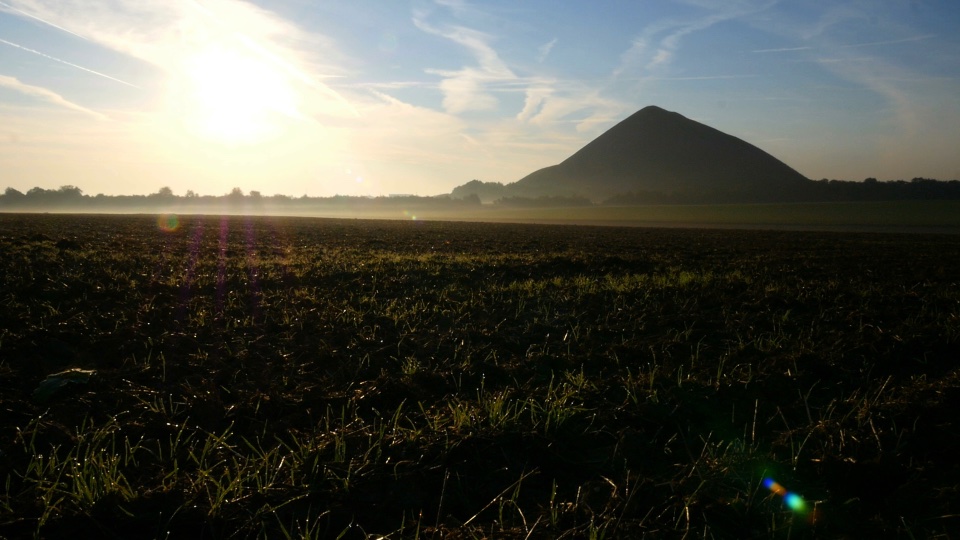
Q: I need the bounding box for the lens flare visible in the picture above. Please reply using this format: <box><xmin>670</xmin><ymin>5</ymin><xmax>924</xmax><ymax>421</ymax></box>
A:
<box><xmin>784</xmin><ymin>493</ymin><xmax>807</xmax><ymax>512</ymax></box>
<box><xmin>158</xmin><ymin>213</ymin><xmax>180</xmax><ymax>232</ymax></box>
<box><xmin>764</xmin><ymin>477</ymin><xmax>807</xmax><ymax>513</ymax></box>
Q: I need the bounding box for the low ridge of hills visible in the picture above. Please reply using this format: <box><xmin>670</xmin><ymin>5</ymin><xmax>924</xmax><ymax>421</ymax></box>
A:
<box><xmin>452</xmin><ymin>105</ymin><xmax>810</xmax><ymax>203</ymax></box>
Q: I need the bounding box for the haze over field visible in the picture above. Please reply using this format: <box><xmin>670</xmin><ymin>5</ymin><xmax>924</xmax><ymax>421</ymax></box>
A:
<box><xmin>1</xmin><ymin>1</ymin><xmax>959</xmax><ymax>198</ymax></box>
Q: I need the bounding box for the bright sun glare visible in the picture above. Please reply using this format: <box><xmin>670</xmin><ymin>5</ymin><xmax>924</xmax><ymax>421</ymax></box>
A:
<box><xmin>179</xmin><ymin>45</ymin><xmax>300</xmax><ymax>144</ymax></box>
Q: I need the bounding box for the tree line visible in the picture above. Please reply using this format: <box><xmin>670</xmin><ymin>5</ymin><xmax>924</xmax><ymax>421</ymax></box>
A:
<box><xmin>4</xmin><ymin>178</ymin><xmax>960</xmax><ymax>212</ymax></box>
<box><xmin>453</xmin><ymin>177</ymin><xmax>960</xmax><ymax>205</ymax></box>
<box><xmin>604</xmin><ymin>178</ymin><xmax>960</xmax><ymax>205</ymax></box>
<box><xmin>0</xmin><ymin>186</ymin><xmax>482</xmax><ymax>212</ymax></box>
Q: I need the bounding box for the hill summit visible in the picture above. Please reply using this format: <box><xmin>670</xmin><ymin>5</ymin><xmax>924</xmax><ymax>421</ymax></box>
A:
<box><xmin>453</xmin><ymin>105</ymin><xmax>809</xmax><ymax>203</ymax></box>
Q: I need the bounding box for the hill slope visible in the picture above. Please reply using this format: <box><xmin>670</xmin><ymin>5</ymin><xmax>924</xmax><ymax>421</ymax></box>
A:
<box><xmin>454</xmin><ymin>106</ymin><xmax>809</xmax><ymax>202</ymax></box>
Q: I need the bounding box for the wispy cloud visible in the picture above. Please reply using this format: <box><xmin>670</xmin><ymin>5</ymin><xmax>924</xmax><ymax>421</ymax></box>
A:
<box><xmin>536</xmin><ymin>38</ymin><xmax>557</xmax><ymax>63</ymax></box>
<box><xmin>751</xmin><ymin>9</ymin><xmax>960</xmax><ymax>179</ymax></box>
<box><xmin>0</xmin><ymin>74</ymin><xmax>106</xmax><ymax>118</ymax></box>
<box><xmin>615</xmin><ymin>2</ymin><xmax>774</xmax><ymax>77</ymax></box>
<box><xmin>748</xmin><ymin>5</ymin><xmax>951</xmax><ymax>146</ymax></box>
<box><xmin>612</xmin><ymin>21</ymin><xmax>671</xmax><ymax>78</ymax></box>
<box><xmin>0</xmin><ymin>37</ymin><xmax>140</xmax><ymax>88</ymax></box>
<box><xmin>409</xmin><ymin>5</ymin><xmax>629</xmax><ymax>137</ymax></box>
<box><xmin>413</xmin><ymin>14</ymin><xmax>516</xmax><ymax>114</ymax></box>
<box><xmin>516</xmin><ymin>84</ymin><xmax>551</xmax><ymax>122</ymax></box>
<box><xmin>519</xmin><ymin>85</ymin><xmax>624</xmax><ymax>133</ymax></box>
<box><xmin>431</xmin><ymin>0</ymin><xmax>476</xmax><ymax>20</ymax></box>
<box><xmin>644</xmin><ymin>11</ymin><xmax>745</xmax><ymax>70</ymax></box>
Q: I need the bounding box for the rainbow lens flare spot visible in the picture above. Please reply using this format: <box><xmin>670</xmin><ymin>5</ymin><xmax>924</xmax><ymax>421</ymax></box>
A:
<box><xmin>763</xmin><ymin>478</ymin><xmax>786</xmax><ymax>495</ymax></box>
<box><xmin>784</xmin><ymin>493</ymin><xmax>807</xmax><ymax>512</ymax></box>
<box><xmin>764</xmin><ymin>477</ymin><xmax>807</xmax><ymax>513</ymax></box>
<box><xmin>158</xmin><ymin>214</ymin><xmax>180</xmax><ymax>232</ymax></box>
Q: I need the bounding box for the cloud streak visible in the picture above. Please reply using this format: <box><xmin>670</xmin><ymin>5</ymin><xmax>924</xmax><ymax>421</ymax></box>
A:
<box><xmin>0</xmin><ymin>37</ymin><xmax>140</xmax><ymax>88</ymax></box>
<box><xmin>649</xmin><ymin>74</ymin><xmax>759</xmax><ymax>81</ymax></box>
<box><xmin>617</xmin><ymin>1</ymin><xmax>775</xmax><ymax>76</ymax></box>
<box><xmin>413</xmin><ymin>15</ymin><xmax>516</xmax><ymax>114</ymax></box>
<box><xmin>412</xmin><ymin>3</ymin><xmax>629</xmax><ymax>134</ymax></box>
<box><xmin>839</xmin><ymin>34</ymin><xmax>937</xmax><ymax>49</ymax></box>
<box><xmin>752</xmin><ymin>46</ymin><xmax>813</xmax><ymax>53</ymax></box>
<box><xmin>752</xmin><ymin>34</ymin><xmax>935</xmax><ymax>54</ymax></box>
<box><xmin>0</xmin><ymin>74</ymin><xmax>106</xmax><ymax>118</ymax></box>
<box><xmin>0</xmin><ymin>0</ymin><xmax>87</xmax><ymax>40</ymax></box>
<box><xmin>536</xmin><ymin>38</ymin><xmax>557</xmax><ymax>63</ymax></box>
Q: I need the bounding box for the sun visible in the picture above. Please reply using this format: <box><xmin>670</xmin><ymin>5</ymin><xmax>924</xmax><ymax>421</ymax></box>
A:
<box><xmin>177</xmin><ymin>44</ymin><xmax>301</xmax><ymax>144</ymax></box>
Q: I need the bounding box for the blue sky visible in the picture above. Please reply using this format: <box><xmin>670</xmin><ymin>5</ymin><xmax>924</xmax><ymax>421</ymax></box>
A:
<box><xmin>1</xmin><ymin>0</ymin><xmax>958</xmax><ymax>197</ymax></box>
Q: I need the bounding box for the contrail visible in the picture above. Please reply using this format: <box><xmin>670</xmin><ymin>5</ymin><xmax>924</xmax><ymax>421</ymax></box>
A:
<box><xmin>653</xmin><ymin>74</ymin><xmax>760</xmax><ymax>81</ymax></box>
<box><xmin>0</xmin><ymin>37</ymin><xmax>140</xmax><ymax>88</ymax></box>
<box><xmin>0</xmin><ymin>1</ymin><xmax>88</xmax><ymax>41</ymax></box>
<box><xmin>752</xmin><ymin>35</ymin><xmax>936</xmax><ymax>54</ymax></box>
<box><xmin>841</xmin><ymin>34</ymin><xmax>936</xmax><ymax>49</ymax></box>
<box><xmin>752</xmin><ymin>46</ymin><xmax>813</xmax><ymax>53</ymax></box>
<box><xmin>0</xmin><ymin>74</ymin><xmax>106</xmax><ymax>119</ymax></box>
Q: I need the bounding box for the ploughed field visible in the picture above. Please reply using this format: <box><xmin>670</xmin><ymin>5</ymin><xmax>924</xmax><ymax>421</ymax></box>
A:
<box><xmin>1</xmin><ymin>213</ymin><xmax>958</xmax><ymax>538</ymax></box>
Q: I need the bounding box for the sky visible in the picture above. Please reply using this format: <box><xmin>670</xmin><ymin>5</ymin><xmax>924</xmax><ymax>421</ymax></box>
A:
<box><xmin>1</xmin><ymin>0</ymin><xmax>959</xmax><ymax>197</ymax></box>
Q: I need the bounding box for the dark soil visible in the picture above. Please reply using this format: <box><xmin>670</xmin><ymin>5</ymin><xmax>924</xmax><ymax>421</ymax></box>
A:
<box><xmin>1</xmin><ymin>213</ymin><xmax>958</xmax><ymax>539</ymax></box>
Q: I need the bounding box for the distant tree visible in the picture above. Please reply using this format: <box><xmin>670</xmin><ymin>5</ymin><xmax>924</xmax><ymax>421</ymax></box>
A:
<box><xmin>228</xmin><ymin>187</ymin><xmax>245</xmax><ymax>199</ymax></box>
<box><xmin>249</xmin><ymin>190</ymin><xmax>262</xmax><ymax>199</ymax></box>
<box><xmin>58</xmin><ymin>185</ymin><xmax>83</xmax><ymax>197</ymax></box>
<box><xmin>451</xmin><ymin>179</ymin><xmax>506</xmax><ymax>202</ymax></box>
<box><xmin>154</xmin><ymin>186</ymin><xmax>175</xmax><ymax>198</ymax></box>
<box><xmin>12</xmin><ymin>185</ymin><xmax>84</xmax><ymax>207</ymax></box>
<box><xmin>0</xmin><ymin>187</ymin><xmax>26</xmax><ymax>207</ymax></box>
<box><xmin>460</xmin><ymin>193</ymin><xmax>481</xmax><ymax>205</ymax></box>
<box><xmin>185</xmin><ymin>190</ymin><xmax>198</xmax><ymax>198</ymax></box>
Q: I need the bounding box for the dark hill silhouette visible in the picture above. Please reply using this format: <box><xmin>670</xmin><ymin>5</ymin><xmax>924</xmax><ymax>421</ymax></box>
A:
<box><xmin>454</xmin><ymin>105</ymin><xmax>810</xmax><ymax>202</ymax></box>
